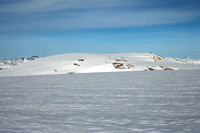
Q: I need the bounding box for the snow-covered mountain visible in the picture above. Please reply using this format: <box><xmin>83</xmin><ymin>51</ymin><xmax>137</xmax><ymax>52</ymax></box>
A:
<box><xmin>0</xmin><ymin>56</ymin><xmax>39</xmax><ymax>70</ymax></box>
<box><xmin>0</xmin><ymin>53</ymin><xmax>200</xmax><ymax>77</ymax></box>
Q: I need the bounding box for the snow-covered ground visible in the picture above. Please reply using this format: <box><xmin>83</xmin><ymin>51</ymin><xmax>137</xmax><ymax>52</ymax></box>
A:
<box><xmin>0</xmin><ymin>53</ymin><xmax>200</xmax><ymax>77</ymax></box>
<box><xmin>0</xmin><ymin>70</ymin><xmax>200</xmax><ymax>133</ymax></box>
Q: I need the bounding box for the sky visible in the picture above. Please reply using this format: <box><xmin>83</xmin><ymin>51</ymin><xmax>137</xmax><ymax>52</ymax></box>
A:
<box><xmin>0</xmin><ymin>0</ymin><xmax>200</xmax><ymax>59</ymax></box>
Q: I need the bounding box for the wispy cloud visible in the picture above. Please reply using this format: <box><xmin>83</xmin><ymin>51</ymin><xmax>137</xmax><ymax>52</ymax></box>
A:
<box><xmin>0</xmin><ymin>0</ymin><xmax>200</xmax><ymax>33</ymax></box>
<box><xmin>1</xmin><ymin>0</ymin><xmax>199</xmax><ymax>13</ymax></box>
<box><xmin>1</xmin><ymin>9</ymin><xmax>200</xmax><ymax>33</ymax></box>
<box><xmin>0</xmin><ymin>0</ymin><xmax>144</xmax><ymax>13</ymax></box>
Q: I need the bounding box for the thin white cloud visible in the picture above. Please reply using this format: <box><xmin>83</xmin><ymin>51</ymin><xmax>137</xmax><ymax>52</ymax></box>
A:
<box><xmin>0</xmin><ymin>0</ymin><xmax>144</xmax><ymax>13</ymax></box>
<box><xmin>58</xmin><ymin>9</ymin><xmax>200</xmax><ymax>29</ymax></box>
<box><xmin>0</xmin><ymin>0</ymin><xmax>200</xmax><ymax>33</ymax></box>
<box><xmin>1</xmin><ymin>8</ymin><xmax>199</xmax><ymax>31</ymax></box>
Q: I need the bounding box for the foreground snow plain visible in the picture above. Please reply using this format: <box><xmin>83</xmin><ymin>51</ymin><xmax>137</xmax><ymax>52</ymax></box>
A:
<box><xmin>0</xmin><ymin>53</ymin><xmax>200</xmax><ymax>77</ymax></box>
<box><xmin>0</xmin><ymin>70</ymin><xmax>200</xmax><ymax>133</ymax></box>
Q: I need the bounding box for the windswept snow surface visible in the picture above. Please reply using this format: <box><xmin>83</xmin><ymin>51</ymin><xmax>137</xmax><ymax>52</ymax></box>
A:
<box><xmin>0</xmin><ymin>53</ymin><xmax>200</xmax><ymax>77</ymax></box>
<box><xmin>0</xmin><ymin>70</ymin><xmax>200</xmax><ymax>133</ymax></box>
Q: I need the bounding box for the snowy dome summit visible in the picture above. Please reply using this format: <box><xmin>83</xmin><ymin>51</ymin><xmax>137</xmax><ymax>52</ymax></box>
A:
<box><xmin>0</xmin><ymin>53</ymin><xmax>200</xmax><ymax>77</ymax></box>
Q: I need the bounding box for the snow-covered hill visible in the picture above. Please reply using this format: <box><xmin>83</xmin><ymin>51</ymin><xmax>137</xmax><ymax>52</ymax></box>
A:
<box><xmin>0</xmin><ymin>53</ymin><xmax>200</xmax><ymax>77</ymax></box>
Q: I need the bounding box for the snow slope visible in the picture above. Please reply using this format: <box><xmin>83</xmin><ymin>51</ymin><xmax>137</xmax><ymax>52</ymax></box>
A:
<box><xmin>0</xmin><ymin>53</ymin><xmax>200</xmax><ymax>76</ymax></box>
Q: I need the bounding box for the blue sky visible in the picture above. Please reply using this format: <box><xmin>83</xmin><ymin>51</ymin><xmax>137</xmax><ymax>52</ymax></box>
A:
<box><xmin>0</xmin><ymin>0</ymin><xmax>200</xmax><ymax>59</ymax></box>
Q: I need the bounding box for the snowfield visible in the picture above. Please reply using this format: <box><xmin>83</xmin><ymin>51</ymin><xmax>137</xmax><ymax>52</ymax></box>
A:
<box><xmin>0</xmin><ymin>53</ymin><xmax>200</xmax><ymax>77</ymax></box>
<box><xmin>0</xmin><ymin>70</ymin><xmax>200</xmax><ymax>133</ymax></box>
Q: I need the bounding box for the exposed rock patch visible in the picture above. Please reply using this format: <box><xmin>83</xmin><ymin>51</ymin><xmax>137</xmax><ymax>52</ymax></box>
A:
<box><xmin>67</xmin><ymin>72</ymin><xmax>76</xmax><ymax>74</ymax></box>
<box><xmin>160</xmin><ymin>66</ymin><xmax>174</xmax><ymax>70</ymax></box>
<box><xmin>126</xmin><ymin>64</ymin><xmax>134</xmax><ymax>69</ymax></box>
<box><xmin>78</xmin><ymin>59</ymin><xmax>84</xmax><ymax>62</ymax></box>
<box><xmin>151</xmin><ymin>55</ymin><xmax>164</xmax><ymax>62</ymax></box>
<box><xmin>112</xmin><ymin>63</ymin><xmax>125</xmax><ymax>69</ymax></box>
<box><xmin>74</xmin><ymin>63</ymin><xmax>80</xmax><ymax>66</ymax></box>
<box><xmin>115</xmin><ymin>59</ymin><xmax>128</xmax><ymax>62</ymax></box>
<box><xmin>145</xmin><ymin>67</ymin><xmax>155</xmax><ymax>71</ymax></box>
<box><xmin>112</xmin><ymin>63</ymin><xmax>134</xmax><ymax>69</ymax></box>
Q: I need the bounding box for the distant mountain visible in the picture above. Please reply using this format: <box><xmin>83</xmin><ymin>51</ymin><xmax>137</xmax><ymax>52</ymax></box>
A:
<box><xmin>0</xmin><ymin>56</ymin><xmax>39</xmax><ymax>70</ymax></box>
<box><xmin>0</xmin><ymin>53</ymin><xmax>200</xmax><ymax>77</ymax></box>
